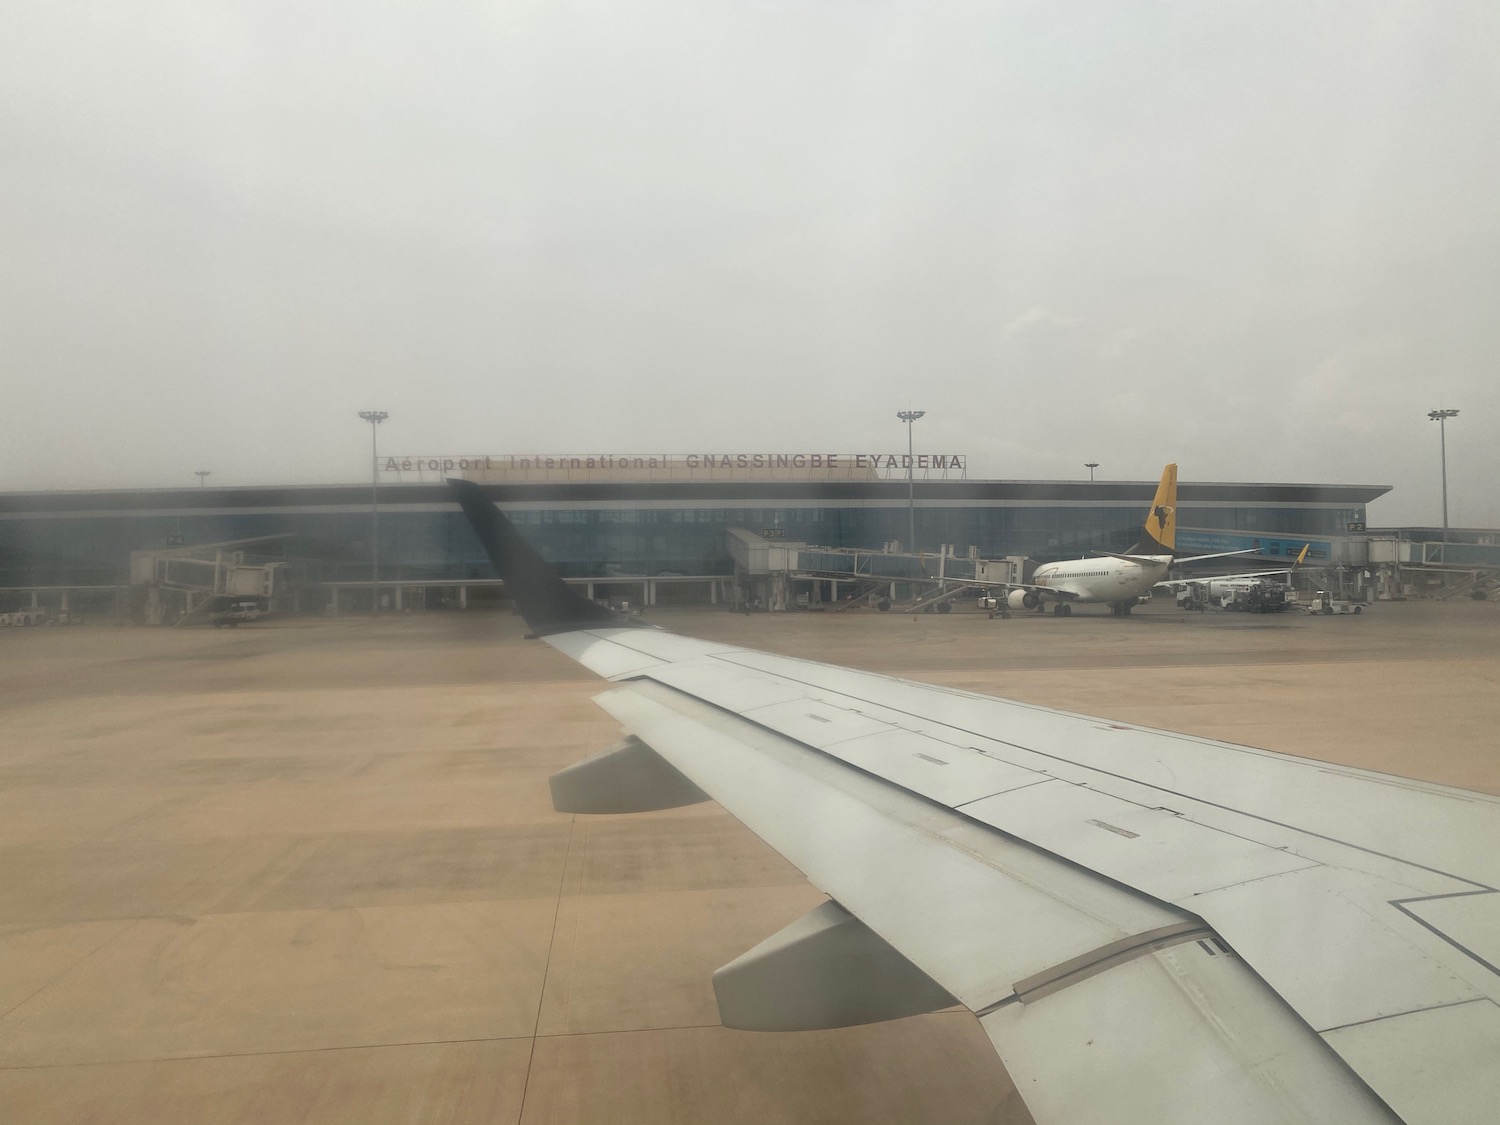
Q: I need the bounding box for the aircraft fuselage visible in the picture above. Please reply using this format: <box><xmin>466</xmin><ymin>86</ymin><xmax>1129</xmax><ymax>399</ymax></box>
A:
<box><xmin>1031</xmin><ymin>555</ymin><xmax>1172</xmax><ymax>605</ymax></box>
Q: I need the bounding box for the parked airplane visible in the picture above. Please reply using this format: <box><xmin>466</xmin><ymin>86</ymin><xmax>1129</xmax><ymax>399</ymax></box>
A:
<box><xmin>1003</xmin><ymin>465</ymin><xmax>1308</xmax><ymax>616</ymax></box>
<box><xmin>450</xmin><ymin>476</ymin><xmax>1499</xmax><ymax>1125</ymax></box>
<box><xmin>1004</xmin><ymin>464</ymin><xmax>1199</xmax><ymax>616</ymax></box>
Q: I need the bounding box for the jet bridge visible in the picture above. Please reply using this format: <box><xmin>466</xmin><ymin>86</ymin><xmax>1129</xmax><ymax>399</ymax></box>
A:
<box><xmin>129</xmin><ymin>535</ymin><xmax>294</xmax><ymax>625</ymax></box>
<box><xmin>727</xmin><ymin>528</ymin><xmax>1027</xmax><ymax>612</ymax></box>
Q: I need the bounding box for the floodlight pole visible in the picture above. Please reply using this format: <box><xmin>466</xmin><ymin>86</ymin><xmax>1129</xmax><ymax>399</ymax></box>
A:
<box><xmin>358</xmin><ymin>411</ymin><xmax>389</xmax><ymax>612</ymax></box>
<box><xmin>897</xmin><ymin>410</ymin><xmax>925</xmax><ymax>552</ymax></box>
<box><xmin>1085</xmin><ymin>462</ymin><xmax>1099</xmax><ymax>481</ymax></box>
<box><xmin>194</xmin><ymin>470</ymin><xmax>211</xmax><ymax>488</ymax></box>
<box><xmin>1428</xmin><ymin>409</ymin><xmax>1459</xmax><ymax>543</ymax></box>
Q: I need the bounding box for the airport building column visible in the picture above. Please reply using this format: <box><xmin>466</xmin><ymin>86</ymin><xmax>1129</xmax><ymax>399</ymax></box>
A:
<box><xmin>586</xmin><ymin>581</ymin><xmax>595</xmax><ymax>601</ymax></box>
<box><xmin>648</xmin><ymin>579</ymin><xmax>656</xmax><ymax>607</ymax></box>
<box><xmin>459</xmin><ymin>585</ymin><xmax>468</xmax><ymax>610</ymax></box>
<box><xmin>394</xmin><ymin>585</ymin><xmax>403</xmax><ymax>611</ymax></box>
<box><xmin>330</xmin><ymin>587</ymin><xmax>339</xmax><ymax>613</ymax></box>
<box><xmin>771</xmin><ymin>571</ymin><xmax>789</xmax><ymax>612</ymax></box>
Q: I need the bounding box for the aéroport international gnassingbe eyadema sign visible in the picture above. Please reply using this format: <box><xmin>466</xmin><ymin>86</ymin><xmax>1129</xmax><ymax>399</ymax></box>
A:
<box><xmin>381</xmin><ymin>453</ymin><xmax>967</xmax><ymax>479</ymax></box>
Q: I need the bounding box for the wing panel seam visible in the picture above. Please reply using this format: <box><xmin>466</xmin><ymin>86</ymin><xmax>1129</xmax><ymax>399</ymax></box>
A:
<box><xmin>1390</xmin><ymin>892</ymin><xmax>1500</xmax><ymax>981</ymax></box>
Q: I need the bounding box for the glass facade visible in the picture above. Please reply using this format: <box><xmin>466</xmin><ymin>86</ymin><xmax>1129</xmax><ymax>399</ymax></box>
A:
<box><xmin>0</xmin><ymin>479</ymin><xmax>1386</xmax><ymax>589</ymax></box>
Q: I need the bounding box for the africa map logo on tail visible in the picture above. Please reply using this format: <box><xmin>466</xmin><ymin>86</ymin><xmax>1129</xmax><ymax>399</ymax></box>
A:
<box><xmin>1132</xmin><ymin>463</ymin><xmax>1178</xmax><ymax>555</ymax></box>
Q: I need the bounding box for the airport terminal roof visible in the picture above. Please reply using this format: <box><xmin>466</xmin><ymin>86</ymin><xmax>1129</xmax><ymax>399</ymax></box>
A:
<box><xmin>0</xmin><ymin>478</ymin><xmax>1392</xmax><ymax>516</ymax></box>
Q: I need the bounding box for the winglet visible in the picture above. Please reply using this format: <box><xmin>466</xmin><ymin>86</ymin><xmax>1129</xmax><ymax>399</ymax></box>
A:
<box><xmin>1130</xmin><ymin>464</ymin><xmax>1178</xmax><ymax>555</ymax></box>
<box><xmin>447</xmin><ymin>477</ymin><xmax>630</xmax><ymax>634</ymax></box>
<box><xmin>1295</xmin><ymin>543</ymin><xmax>1309</xmax><ymax>565</ymax></box>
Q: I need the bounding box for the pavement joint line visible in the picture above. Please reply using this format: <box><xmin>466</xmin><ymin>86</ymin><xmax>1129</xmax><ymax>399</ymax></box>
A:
<box><xmin>0</xmin><ymin>1032</ymin><xmax>542</xmax><ymax>1070</ymax></box>
<box><xmin>0</xmin><ymin>879</ymin><xmax>814</xmax><ymax>934</ymax></box>
<box><xmin>0</xmin><ymin>895</ymin><xmax>570</xmax><ymax>930</ymax></box>
<box><xmin>531</xmin><ymin>1022</ymin><xmax>728</xmax><ymax>1039</ymax></box>
<box><xmin>514</xmin><ymin>811</ymin><xmax>580</xmax><ymax>1125</ymax></box>
<box><xmin>551</xmin><ymin>819</ymin><xmax>591</xmax><ymax>1032</ymax></box>
<box><xmin>0</xmin><ymin>917</ymin><xmax>147</xmax><ymax>1027</ymax></box>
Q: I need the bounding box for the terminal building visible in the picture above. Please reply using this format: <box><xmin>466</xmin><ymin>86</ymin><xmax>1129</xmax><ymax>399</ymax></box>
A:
<box><xmin>0</xmin><ymin>453</ymin><xmax>1395</xmax><ymax>618</ymax></box>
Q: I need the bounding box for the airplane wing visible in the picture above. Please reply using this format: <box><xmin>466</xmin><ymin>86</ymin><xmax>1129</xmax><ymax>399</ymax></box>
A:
<box><xmin>1156</xmin><ymin>565</ymin><xmax>1306</xmax><ymax>590</ymax></box>
<box><xmin>1173</xmin><ymin>548</ymin><xmax>1260</xmax><ymax>562</ymax></box>
<box><xmin>1163</xmin><ymin>544</ymin><xmax>1313</xmax><ymax>589</ymax></box>
<box><xmin>1088</xmin><ymin>548</ymin><xmax>1256</xmax><ymax>564</ymax></box>
<box><xmin>450</xmin><ymin>480</ymin><xmax>1499</xmax><ymax>1125</ymax></box>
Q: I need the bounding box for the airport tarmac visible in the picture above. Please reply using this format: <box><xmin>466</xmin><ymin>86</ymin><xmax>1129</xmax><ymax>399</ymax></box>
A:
<box><xmin>1</xmin><ymin>598</ymin><xmax>1497</xmax><ymax>1124</ymax></box>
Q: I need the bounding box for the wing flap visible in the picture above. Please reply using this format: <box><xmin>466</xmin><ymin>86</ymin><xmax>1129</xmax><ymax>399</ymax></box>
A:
<box><xmin>982</xmin><ymin>940</ymin><xmax>1402</xmax><ymax>1125</ymax></box>
<box><xmin>1322</xmin><ymin>1000</ymin><xmax>1500</xmax><ymax>1125</ymax></box>
<box><xmin>1191</xmin><ymin>868</ymin><xmax>1485</xmax><ymax>1030</ymax></box>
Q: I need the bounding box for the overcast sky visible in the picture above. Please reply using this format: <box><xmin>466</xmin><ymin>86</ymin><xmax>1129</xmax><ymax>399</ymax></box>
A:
<box><xmin>3</xmin><ymin>2</ymin><xmax>1496</xmax><ymax>525</ymax></box>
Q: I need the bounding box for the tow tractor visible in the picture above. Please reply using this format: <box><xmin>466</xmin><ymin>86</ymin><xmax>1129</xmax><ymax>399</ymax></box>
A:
<box><xmin>1303</xmin><ymin>591</ymin><xmax>1363</xmax><ymax>616</ymax></box>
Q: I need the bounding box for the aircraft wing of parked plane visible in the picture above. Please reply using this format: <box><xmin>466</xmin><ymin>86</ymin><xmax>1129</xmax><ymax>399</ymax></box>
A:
<box><xmin>1170</xmin><ymin>548</ymin><xmax>1261</xmax><ymax>562</ymax></box>
<box><xmin>450</xmin><ymin>477</ymin><xmax>1500</xmax><ymax>1125</ymax></box>
<box><xmin>1158</xmin><ymin>544</ymin><xmax>1313</xmax><ymax>591</ymax></box>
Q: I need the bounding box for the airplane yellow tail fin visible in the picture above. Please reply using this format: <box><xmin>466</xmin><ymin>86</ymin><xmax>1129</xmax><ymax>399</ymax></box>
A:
<box><xmin>1133</xmin><ymin>464</ymin><xmax>1177</xmax><ymax>554</ymax></box>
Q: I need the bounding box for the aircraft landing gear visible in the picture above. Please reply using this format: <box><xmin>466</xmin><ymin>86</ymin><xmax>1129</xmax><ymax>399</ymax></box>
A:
<box><xmin>1052</xmin><ymin>603</ymin><xmax>1072</xmax><ymax>617</ymax></box>
<box><xmin>1110</xmin><ymin>601</ymin><xmax>1134</xmax><ymax>617</ymax></box>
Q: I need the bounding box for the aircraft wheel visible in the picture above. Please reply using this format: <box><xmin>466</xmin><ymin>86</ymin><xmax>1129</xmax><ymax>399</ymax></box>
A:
<box><xmin>937</xmin><ymin>601</ymin><xmax>952</xmax><ymax>614</ymax></box>
<box><xmin>877</xmin><ymin>598</ymin><xmax>891</xmax><ymax>612</ymax></box>
<box><xmin>1354</xmin><ymin>605</ymin><xmax>1362</xmax><ymax>614</ymax></box>
<box><xmin>1061</xmin><ymin>604</ymin><xmax>1073</xmax><ymax>617</ymax></box>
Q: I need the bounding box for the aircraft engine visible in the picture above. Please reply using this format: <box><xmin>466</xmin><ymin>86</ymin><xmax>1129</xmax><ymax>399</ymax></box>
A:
<box><xmin>1007</xmin><ymin>589</ymin><xmax>1039</xmax><ymax>611</ymax></box>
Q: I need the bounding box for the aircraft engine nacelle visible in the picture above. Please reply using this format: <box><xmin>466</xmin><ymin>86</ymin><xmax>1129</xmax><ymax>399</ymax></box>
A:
<box><xmin>1007</xmin><ymin>589</ymin><xmax>1039</xmax><ymax>611</ymax></box>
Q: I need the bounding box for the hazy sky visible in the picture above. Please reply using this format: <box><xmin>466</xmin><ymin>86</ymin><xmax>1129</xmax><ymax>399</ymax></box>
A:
<box><xmin>3</xmin><ymin>2</ymin><xmax>1497</xmax><ymax>525</ymax></box>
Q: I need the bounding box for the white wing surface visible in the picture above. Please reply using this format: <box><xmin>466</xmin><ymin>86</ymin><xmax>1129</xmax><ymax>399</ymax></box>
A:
<box><xmin>547</xmin><ymin>626</ymin><xmax>1500</xmax><ymax>1125</ymax></box>
<box><xmin>445</xmin><ymin>480</ymin><xmax>1499</xmax><ymax>1125</ymax></box>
